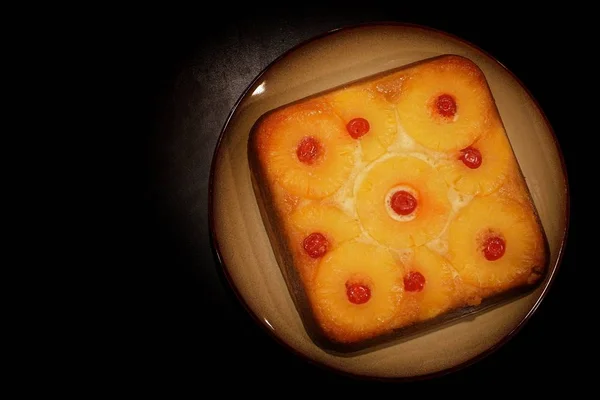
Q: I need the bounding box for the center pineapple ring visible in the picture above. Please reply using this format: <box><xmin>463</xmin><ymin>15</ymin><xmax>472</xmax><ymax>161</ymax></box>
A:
<box><xmin>356</xmin><ymin>156</ymin><xmax>452</xmax><ymax>248</ymax></box>
<box><xmin>385</xmin><ymin>185</ymin><xmax>419</xmax><ymax>222</ymax></box>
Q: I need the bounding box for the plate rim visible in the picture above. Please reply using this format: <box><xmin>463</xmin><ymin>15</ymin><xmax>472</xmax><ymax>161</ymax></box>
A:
<box><xmin>207</xmin><ymin>21</ymin><xmax>571</xmax><ymax>381</ymax></box>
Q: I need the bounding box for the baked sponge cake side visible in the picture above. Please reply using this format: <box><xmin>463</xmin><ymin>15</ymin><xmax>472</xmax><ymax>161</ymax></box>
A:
<box><xmin>248</xmin><ymin>54</ymin><xmax>548</xmax><ymax>347</ymax></box>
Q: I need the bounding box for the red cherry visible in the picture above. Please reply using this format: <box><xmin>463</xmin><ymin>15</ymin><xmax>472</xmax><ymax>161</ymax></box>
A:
<box><xmin>346</xmin><ymin>283</ymin><xmax>371</xmax><ymax>304</ymax></box>
<box><xmin>435</xmin><ymin>94</ymin><xmax>457</xmax><ymax>118</ymax></box>
<box><xmin>303</xmin><ymin>232</ymin><xmax>328</xmax><ymax>258</ymax></box>
<box><xmin>346</xmin><ymin>118</ymin><xmax>370</xmax><ymax>139</ymax></box>
<box><xmin>296</xmin><ymin>137</ymin><xmax>320</xmax><ymax>164</ymax></box>
<box><xmin>404</xmin><ymin>271</ymin><xmax>426</xmax><ymax>292</ymax></box>
<box><xmin>460</xmin><ymin>147</ymin><xmax>483</xmax><ymax>169</ymax></box>
<box><xmin>391</xmin><ymin>190</ymin><xmax>417</xmax><ymax>215</ymax></box>
<box><xmin>483</xmin><ymin>236</ymin><xmax>506</xmax><ymax>261</ymax></box>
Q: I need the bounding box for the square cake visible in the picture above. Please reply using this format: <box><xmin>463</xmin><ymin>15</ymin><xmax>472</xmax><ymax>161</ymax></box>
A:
<box><xmin>248</xmin><ymin>55</ymin><xmax>548</xmax><ymax>349</ymax></box>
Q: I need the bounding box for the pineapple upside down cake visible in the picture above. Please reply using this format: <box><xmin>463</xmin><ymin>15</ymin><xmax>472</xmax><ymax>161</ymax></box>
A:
<box><xmin>248</xmin><ymin>55</ymin><xmax>548</xmax><ymax>349</ymax></box>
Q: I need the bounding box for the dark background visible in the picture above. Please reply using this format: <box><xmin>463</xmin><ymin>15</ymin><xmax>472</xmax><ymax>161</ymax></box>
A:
<box><xmin>123</xmin><ymin>6</ymin><xmax>580</xmax><ymax>388</ymax></box>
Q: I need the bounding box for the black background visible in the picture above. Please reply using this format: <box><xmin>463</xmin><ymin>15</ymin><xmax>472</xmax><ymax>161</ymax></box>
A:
<box><xmin>123</xmin><ymin>5</ymin><xmax>581</xmax><ymax>388</ymax></box>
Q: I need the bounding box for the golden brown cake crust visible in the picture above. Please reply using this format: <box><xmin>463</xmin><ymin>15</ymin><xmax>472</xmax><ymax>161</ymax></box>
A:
<box><xmin>248</xmin><ymin>54</ymin><xmax>548</xmax><ymax>348</ymax></box>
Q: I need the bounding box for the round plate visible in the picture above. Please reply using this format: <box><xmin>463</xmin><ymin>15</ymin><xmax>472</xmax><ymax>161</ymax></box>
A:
<box><xmin>209</xmin><ymin>23</ymin><xmax>569</xmax><ymax>379</ymax></box>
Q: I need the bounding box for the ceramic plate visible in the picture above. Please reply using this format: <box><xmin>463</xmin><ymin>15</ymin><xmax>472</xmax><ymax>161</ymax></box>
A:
<box><xmin>209</xmin><ymin>23</ymin><xmax>569</xmax><ymax>379</ymax></box>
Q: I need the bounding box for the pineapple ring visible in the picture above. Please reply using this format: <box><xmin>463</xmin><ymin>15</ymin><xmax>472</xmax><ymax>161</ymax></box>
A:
<box><xmin>439</xmin><ymin>125</ymin><xmax>514</xmax><ymax>195</ymax></box>
<box><xmin>396</xmin><ymin>57</ymin><xmax>494</xmax><ymax>152</ymax></box>
<box><xmin>373</xmin><ymin>70</ymin><xmax>406</xmax><ymax>103</ymax></box>
<box><xmin>356</xmin><ymin>156</ymin><xmax>452</xmax><ymax>248</ymax></box>
<box><xmin>312</xmin><ymin>241</ymin><xmax>404</xmax><ymax>343</ymax></box>
<box><xmin>261</xmin><ymin>100</ymin><xmax>357</xmax><ymax>199</ymax></box>
<box><xmin>328</xmin><ymin>86</ymin><xmax>397</xmax><ymax>162</ymax></box>
<box><xmin>405</xmin><ymin>246</ymin><xmax>456</xmax><ymax>320</ymax></box>
<box><xmin>448</xmin><ymin>195</ymin><xmax>546</xmax><ymax>291</ymax></box>
<box><xmin>289</xmin><ymin>203</ymin><xmax>361</xmax><ymax>254</ymax></box>
<box><xmin>287</xmin><ymin>203</ymin><xmax>361</xmax><ymax>284</ymax></box>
